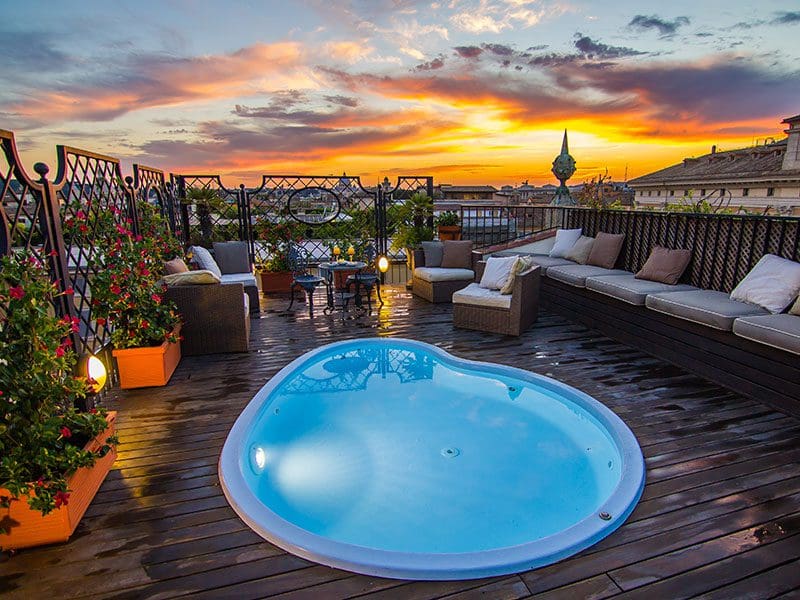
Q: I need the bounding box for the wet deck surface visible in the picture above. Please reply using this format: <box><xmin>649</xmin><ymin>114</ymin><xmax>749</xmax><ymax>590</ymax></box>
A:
<box><xmin>3</xmin><ymin>285</ymin><xmax>800</xmax><ymax>599</ymax></box>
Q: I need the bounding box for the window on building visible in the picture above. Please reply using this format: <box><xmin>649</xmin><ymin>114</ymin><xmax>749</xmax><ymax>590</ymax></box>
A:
<box><xmin>670</xmin><ymin>190</ymin><xmax>675</xmax><ymax>196</ymax></box>
<box><xmin>767</xmin><ymin>187</ymin><xmax>775</xmax><ymax>197</ymax></box>
<box><xmin>700</xmin><ymin>189</ymin><xmax>706</xmax><ymax>196</ymax></box>
<box><xmin>742</xmin><ymin>188</ymin><xmax>749</xmax><ymax>197</ymax></box>
<box><xmin>639</xmin><ymin>190</ymin><xmax>643</xmax><ymax>196</ymax></box>
<box><xmin>656</xmin><ymin>190</ymin><xmax>661</xmax><ymax>196</ymax></box>
<box><xmin>683</xmin><ymin>189</ymin><xmax>689</xmax><ymax>196</ymax></box>
<box><xmin>648</xmin><ymin>191</ymin><xmax>652</xmax><ymax>196</ymax></box>
<box><xmin>719</xmin><ymin>188</ymin><xmax>726</xmax><ymax>197</ymax></box>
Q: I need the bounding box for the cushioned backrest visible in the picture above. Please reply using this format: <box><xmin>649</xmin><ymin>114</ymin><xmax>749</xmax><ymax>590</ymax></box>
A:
<box><xmin>421</xmin><ymin>241</ymin><xmax>444</xmax><ymax>267</ymax></box>
<box><xmin>440</xmin><ymin>240</ymin><xmax>473</xmax><ymax>269</ymax></box>
<box><xmin>213</xmin><ymin>241</ymin><xmax>251</xmax><ymax>275</ymax></box>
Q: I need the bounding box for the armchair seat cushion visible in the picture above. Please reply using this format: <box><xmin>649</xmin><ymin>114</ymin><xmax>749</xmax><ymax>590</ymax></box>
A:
<box><xmin>586</xmin><ymin>274</ymin><xmax>697</xmax><ymax>306</ymax></box>
<box><xmin>220</xmin><ymin>273</ymin><xmax>257</xmax><ymax>287</ymax></box>
<box><xmin>646</xmin><ymin>289</ymin><xmax>768</xmax><ymax>331</ymax></box>
<box><xmin>732</xmin><ymin>314</ymin><xmax>800</xmax><ymax>355</ymax></box>
<box><xmin>413</xmin><ymin>267</ymin><xmax>474</xmax><ymax>282</ymax></box>
<box><xmin>546</xmin><ymin>265</ymin><xmax>629</xmax><ymax>288</ymax></box>
<box><xmin>453</xmin><ymin>283</ymin><xmax>512</xmax><ymax>309</ymax></box>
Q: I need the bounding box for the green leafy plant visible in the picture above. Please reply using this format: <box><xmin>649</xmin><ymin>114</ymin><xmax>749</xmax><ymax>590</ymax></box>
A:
<box><xmin>64</xmin><ymin>202</ymin><xmax>181</xmax><ymax>349</ymax></box>
<box><xmin>184</xmin><ymin>187</ymin><xmax>239</xmax><ymax>246</ymax></box>
<box><xmin>435</xmin><ymin>211</ymin><xmax>460</xmax><ymax>227</ymax></box>
<box><xmin>254</xmin><ymin>218</ymin><xmax>305</xmax><ymax>272</ymax></box>
<box><xmin>0</xmin><ymin>252</ymin><xmax>117</xmax><ymax>521</ymax></box>
<box><xmin>389</xmin><ymin>192</ymin><xmax>434</xmax><ymax>252</ymax></box>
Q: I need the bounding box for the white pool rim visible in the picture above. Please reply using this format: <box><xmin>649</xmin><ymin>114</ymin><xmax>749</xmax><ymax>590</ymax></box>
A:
<box><xmin>219</xmin><ymin>337</ymin><xmax>645</xmax><ymax>580</ymax></box>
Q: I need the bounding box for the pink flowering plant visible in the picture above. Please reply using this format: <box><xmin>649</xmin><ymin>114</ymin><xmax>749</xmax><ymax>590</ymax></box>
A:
<box><xmin>0</xmin><ymin>252</ymin><xmax>116</xmax><ymax>522</ymax></box>
<box><xmin>64</xmin><ymin>201</ymin><xmax>181</xmax><ymax>349</ymax></box>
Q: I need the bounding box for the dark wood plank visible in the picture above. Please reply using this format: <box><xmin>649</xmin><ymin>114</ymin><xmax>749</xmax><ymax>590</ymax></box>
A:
<box><xmin>2</xmin><ymin>286</ymin><xmax>800</xmax><ymax>599</ymax></box>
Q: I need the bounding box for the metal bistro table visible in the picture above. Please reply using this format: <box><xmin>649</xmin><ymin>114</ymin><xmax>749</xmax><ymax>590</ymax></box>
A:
<box><xmin>318</xmin><ymin>260</ymin><xmax>366</xmax><ymax>318</ymax></box>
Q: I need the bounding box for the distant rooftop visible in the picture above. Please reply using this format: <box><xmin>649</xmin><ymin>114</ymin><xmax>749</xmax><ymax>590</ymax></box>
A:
<box><xmin>628</xmin><ymin>138</ymin><xmax>800</xmax><ymax>186</ymax></box>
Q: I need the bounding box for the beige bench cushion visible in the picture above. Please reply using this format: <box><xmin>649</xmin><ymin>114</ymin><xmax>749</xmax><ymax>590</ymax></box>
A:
<box><xmin>586</xmin><ymin>274</ymin><xmax>697</xmax><ymax>306</ymax></box>
<box><xmin>452</xmin><ymin>283</ymin><xmax>512</xmax><ymax>309</ymax></box>
<box><xmin>546</xmin><ymin>265</ymin><xmax>629</xmax><ymax>288</ymax></box>
<box><xmin>413</xmin><ymin>267</ymin><xmax>474</xmax><ymax>282</ymax></box>
<box><xmin>646</xmin><ymin>289</ymin><xmax>768</xmax><ymax>331</ymax></box>
<box><xmin>732</xmin><ymin>314</ymin><xmax>800</xmax><ymax>355</ymax></box>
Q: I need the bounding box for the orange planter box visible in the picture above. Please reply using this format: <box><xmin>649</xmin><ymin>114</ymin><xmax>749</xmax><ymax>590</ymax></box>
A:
<box><xmin>259</xmin><ymin>271</ymin><xmax>294</xmax><ymax>294</ymax></box>
<box><xmin>0</xmin><ymin>412</ymin><xmax>117</xmax><ymax>550</ymax></box>
<box><xmin>112</xmin><ymin>326</ymin><xmax>182</xmax><ymax>389</ymax></box>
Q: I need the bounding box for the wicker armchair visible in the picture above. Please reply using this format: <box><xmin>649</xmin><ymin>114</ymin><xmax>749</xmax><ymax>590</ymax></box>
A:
<box><xmin>452</xmin><ymin>261</ymin><xmax>540</xmax><ymax>336</ymax></box>
<box><xmin>164</xmin><ymin>283</ymin><xmax>250</xmax><ymax>355</ymax></box>
<box><xmin>411</xmin><ymin>248</ymin><xmax>479</xmax><ymax>303</ymax></box>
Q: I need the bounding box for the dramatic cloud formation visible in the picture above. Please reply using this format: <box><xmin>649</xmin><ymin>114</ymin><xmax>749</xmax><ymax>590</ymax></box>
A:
<box><xmin>628</xmin><ymin>15</ymin><xmax>690</xmax><ymax>36</ymax></box>
<box><xmin>2</xmin><ymin>1</ymin><xmax>798</xmax><ymax>185</ymax></box>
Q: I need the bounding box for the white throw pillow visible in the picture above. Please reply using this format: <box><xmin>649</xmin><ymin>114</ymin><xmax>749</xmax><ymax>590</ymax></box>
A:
<box><xmin>189</xmin><ymin>245</ymin><xmax>222</xmax><ymax>279</ymax></box>
<box><xmin>548</xmin><ymin>228</ymin><xmax>583</xmax><ymax>258</ymax></box>
<box><xmin>479</xmin><ymin>255</ymin><xmax>519</xmax><ymax>290</ymax></box>
<box><xmin>730</xmin><ymin>254</ymin><xmax>800</xmax><ymax>314</ymax></box>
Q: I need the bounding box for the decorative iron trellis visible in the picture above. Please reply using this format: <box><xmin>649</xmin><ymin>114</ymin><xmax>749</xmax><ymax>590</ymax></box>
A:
<box><xmin>134</xmin><ymin>164</ymin><xmax>182</xmax><ymax>238</ymax></box>
<box><xmin>172</xmin><ymin>174</ymin><xmax>245</xmax><ymax>250</ymax></box>
<box><xmin>248</xmin><ymin>174</ymin><xmax>381</xmax><ymax>266</ymax></box>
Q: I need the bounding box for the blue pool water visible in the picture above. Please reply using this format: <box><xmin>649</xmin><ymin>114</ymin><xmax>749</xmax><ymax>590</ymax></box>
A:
<box><xmin>220</xmin><ymin>338</ymin><xmax>645</xmax><ymax>579</ymax></box>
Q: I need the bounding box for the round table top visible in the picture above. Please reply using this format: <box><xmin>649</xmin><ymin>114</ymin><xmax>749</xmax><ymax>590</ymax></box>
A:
<box><xmin>319</xmin><ymin>261</ymin><xmax>366</xmax><ymax>270</ymax></box>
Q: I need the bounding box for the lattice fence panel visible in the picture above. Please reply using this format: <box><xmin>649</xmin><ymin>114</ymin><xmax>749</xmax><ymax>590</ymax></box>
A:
<box><xmin>175</xmin><ymin>175</ymin><xmax>241</xmax><ymax>248</ymax></box>
<box><xmin>56</xmin><ymin>146</ymin><xmax>131</xmax><ymax>356</ymax></box>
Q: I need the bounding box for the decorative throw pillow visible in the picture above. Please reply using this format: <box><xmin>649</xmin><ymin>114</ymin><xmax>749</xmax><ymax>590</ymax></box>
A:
<box><xmin>790</xmin><ymin>295</ymin><xmax>800</xmax><ymax>316</ymax></box>
<box><xmin>440</xmin><ymin>240</ymin><xmax>473</xmax><ymax>269</ymax></box>
<box><xmin>586</xmin><ymin>232</ymin><xmax>625</xmax><ymax>269</ymax></box>
<box><xmin>563</xmin><ymin>236</ymin><xmax>595</xmax><ymax>264</ymax></box>
<box><xmin>479</xmin><ymin>255</ymin><xmax>519</xmax><ymax>290</ymax></box>
<box><xmin>164</xmin><ymin>258</ymin><xmax>189</xmax><ymax>274</ymax></box>
<box><xmin>635</xmin><ymin>246</ymin><xmax>692</xmax><ymax>285</ymax></box>
<box><xmin>162</xmin><ymin>270</ymin><xmax>221</xmax><ymax>286</ymax></box>
<box><xmin>500</xmin><ymin>256</ymin><xmax>534</xmax><ymax>294</ymax></box>
<box><xmin>548</xmin><ymin>228</ymin><xmax>582</xmax><ymax>258</ymax></box>
<box><xmin>188</xmin><ymin>245</ymin><xmax>222</xmax><ymax>279</ymax></box>
<box><xmin>213</xmin><ymin>241</ymin><xmax>250</xmax><ymax>275</ymax></box>
<box><xmin>421</xmin><ymin>241</ymin><xmax>444</xmax><ymax>267</ymax></box>
<box><xmin>730</xmin><ymin>254</ymin><xmax>800</xmax><ymax>314</ymax></box>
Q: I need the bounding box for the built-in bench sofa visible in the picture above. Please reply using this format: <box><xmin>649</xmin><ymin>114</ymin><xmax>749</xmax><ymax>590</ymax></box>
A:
<box><xmin>494</xmin><ymin>209</ymin><xmax>800</xmax><ymax>416</ymax></box>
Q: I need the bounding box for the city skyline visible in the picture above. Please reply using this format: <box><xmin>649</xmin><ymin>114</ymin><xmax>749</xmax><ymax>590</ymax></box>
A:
<box><xmin>2</xmin><ymin>0</ymin><xmax>799</xmax><ymax>187</ymax></box>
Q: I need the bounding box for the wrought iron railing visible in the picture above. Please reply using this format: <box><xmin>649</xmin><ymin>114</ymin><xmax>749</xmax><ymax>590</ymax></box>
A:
<box><xmin>458</xmin><ymin>205</ymin><xmax>566</xmax><ymax>249</ymax></box>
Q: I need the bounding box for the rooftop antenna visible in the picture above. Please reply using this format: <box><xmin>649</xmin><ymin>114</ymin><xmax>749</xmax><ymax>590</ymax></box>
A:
<box><xmin>624</xmin><ymin>164</ymin><xmax>628</xmax><ymax>182</ymax></box>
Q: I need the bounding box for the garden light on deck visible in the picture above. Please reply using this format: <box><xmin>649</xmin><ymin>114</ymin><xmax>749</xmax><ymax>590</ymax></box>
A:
<box><xmin>83</xmin><ymin>354</ymin><xmax>108</xmax><ymax>394</ymax></box>
<box><xmin>347</xmin><ymin>245</ymin><xmax>355</xmax><ymax>258</ymax></box>
<box><xmin>377</xmin><ymin>255</ymin><xmax>389</xmax><ymax>273</ymax></box>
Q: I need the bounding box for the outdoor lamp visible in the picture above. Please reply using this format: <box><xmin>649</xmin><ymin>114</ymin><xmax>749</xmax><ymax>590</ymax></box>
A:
<box><xmin>377</xmin><ymin>255</ymin><xmax>389</xmax><ymax>273</ymax></box>
<box><xmin>347</xmin><ymin>245</ymin><xmax>355</xmax><ymax>258</ymax></box>
<box><xmin>333</xmin><ymin>245</ymin><xmax>341</xmax><ymax>260</ymax></box>
<box><xmin>82</xmin><ymin>354</ymin><xmax>108</xmax><ymax>394</ymax></box>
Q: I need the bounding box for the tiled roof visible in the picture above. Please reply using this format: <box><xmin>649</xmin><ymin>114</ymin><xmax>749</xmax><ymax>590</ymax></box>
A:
<box><xmin>628</xmin><ymin>138</ymin><xmax>800</xmax><ymax>186</ymax></box>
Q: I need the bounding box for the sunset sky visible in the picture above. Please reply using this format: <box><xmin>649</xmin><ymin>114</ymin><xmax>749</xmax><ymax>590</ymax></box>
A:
<box><xmin>2</xmin><ymin>0</ymin><xmax>799</xmax><ymax>187</ymax></box>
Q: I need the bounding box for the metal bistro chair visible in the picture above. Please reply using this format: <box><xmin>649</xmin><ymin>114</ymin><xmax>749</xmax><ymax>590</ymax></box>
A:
<box><xmin>287</xmin><ymin>245</ymin><xmax>324</xmax><ymax>317</ymax></box>
<box><xmin>346</xmin><ymin>245</ymin><xmax>384</xmax><ymax>314</ymax></box>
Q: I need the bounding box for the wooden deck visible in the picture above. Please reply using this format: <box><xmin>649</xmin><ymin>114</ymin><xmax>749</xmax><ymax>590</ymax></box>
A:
<box><xmin>3</xmin><ymin>285</ymin><xmax>800</xmax><ymax>599</ymax></box>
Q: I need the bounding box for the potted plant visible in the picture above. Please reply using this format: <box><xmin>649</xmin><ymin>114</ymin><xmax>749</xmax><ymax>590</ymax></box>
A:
<box><xmin>64</xmin><ymin>202</ymin><xmax>183</xmax><ymax>389</ymax></box>
<box><xmin>435</xmin><ymin>211</ymin><xmax>461</xmax><ymax>240</ymax></box>
<box><xmin>0</xmin><ymin>252</ymin><xmax>118</xmax><ymax>550</ymax></box>
<box><xmin>389</xmin><ymin>192</ymin><xmax>434</xmax><ymax>285</ymax></box>
<box><xmin>254</xmin><ymin>218</ymin><xmax>305</xmax><ymax>294</ymax></box>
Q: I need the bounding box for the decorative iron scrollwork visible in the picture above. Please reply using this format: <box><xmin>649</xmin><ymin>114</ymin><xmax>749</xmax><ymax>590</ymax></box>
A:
<box><xmin>287</xmin><ymin>186</ymin><xmax>341</xmax><ymax>225</ymax></box>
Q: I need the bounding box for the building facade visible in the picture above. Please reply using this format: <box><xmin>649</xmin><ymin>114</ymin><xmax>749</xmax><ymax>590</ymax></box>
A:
<box><xmin>628</xmin><ymin>115</ymin><xmax>800</xmax><ymax>215</ymax></box>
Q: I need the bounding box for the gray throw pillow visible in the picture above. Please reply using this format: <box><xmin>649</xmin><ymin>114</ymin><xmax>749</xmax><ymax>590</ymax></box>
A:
<box><xmin>563</xmin><ymin>236</ymin><xmax>594</xmax><ymax>264</ymax></box>
<box><xmin>421</xmin><ymin>241</ymin><xmax>444</xmax><ymax>267</ymax></box>
<box><xmin>635</xmin><ymin>246</ymin><xmax>692</xmax><ymax>285</ymax></box>
<box><xmin>189</xmin><ymin>245</ymin><xmax>222</xmax><ymax>279</ymax></box>
<box><xmin>586</xmin><ymin>232</ymin><xmax>625</xmax><ymax>269</ymax></box>
<box><xmin>440</xmin><ymin>240</ymin><xmax>473</xmax><ymax>269</ymax></box>
<box><xmin>213</xmin><ymin>241</ymin><xmax>251</xmax><ymax>275</ymax></box>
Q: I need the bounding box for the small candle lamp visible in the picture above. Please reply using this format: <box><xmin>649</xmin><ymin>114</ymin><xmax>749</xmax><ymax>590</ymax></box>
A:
<box><xmin>333</xmin><ymin>245</ymin><xmax>341</xmax><ymax>261</ymax></box>
<box><xmin>347</xmin><ymin>245</ymin><xmax>355</xmax><ymax>259</ymax></box>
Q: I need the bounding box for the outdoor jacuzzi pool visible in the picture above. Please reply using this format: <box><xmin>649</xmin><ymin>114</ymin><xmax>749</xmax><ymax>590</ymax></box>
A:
<box><xmin>219</xmin><ymin>338</ymin><xmax>645</xmax><ymax>580</ymax></box>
